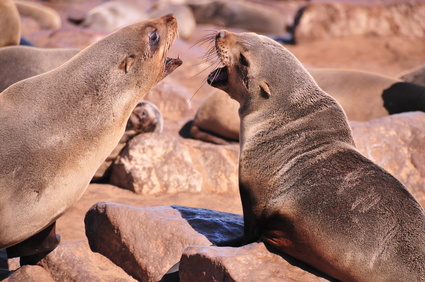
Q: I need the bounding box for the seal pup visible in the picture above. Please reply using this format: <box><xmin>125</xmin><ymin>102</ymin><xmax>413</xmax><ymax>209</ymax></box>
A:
<box><xmin>92</xmin><ymin>101</ymin><xmax>164</xmax><ymax>182</ymax></box>
<box><xmin>207</xmin><ymin>30</ymin><xmax>425</xmax><ymax>281</ymax></box>
<box><xmin>0</xmin><ymin>46</ymin><xmax>79</xmax><ymax>92</ymax></box>
<box><xmin>0</xmin><ymin>14</ymin><xmax>182</xmax><ymax>263</ymax></box>
<box><xmin>0</xmin><ymin>0</ymin><xmax>21</xmax><ymax>47</ymax></box>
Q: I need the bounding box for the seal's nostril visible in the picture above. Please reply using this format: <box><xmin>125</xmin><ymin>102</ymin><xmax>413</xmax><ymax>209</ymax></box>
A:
<box><xmin>217</xmin><ymin>31</ymin><xmax>226</xmax><ymax>39</ymax></box>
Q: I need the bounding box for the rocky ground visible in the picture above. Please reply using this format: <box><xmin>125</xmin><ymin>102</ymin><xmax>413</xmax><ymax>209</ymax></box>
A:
<box><xmin>1</xmin><ymin>0</ymin><xmax>425</xmax><ymax>281</ymax></box>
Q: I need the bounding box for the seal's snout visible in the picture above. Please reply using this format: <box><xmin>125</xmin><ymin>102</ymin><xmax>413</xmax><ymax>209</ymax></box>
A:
<box><xmin>216</xmin><ymin>30</ymin><xmax>227</xmax><ymax>39</ymax></box>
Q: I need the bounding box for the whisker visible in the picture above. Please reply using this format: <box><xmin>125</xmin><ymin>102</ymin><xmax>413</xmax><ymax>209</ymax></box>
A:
<box><xmin>189</xmin><ymin>59</ymin><xmax>222</xmax><ymax>103</ymax></box>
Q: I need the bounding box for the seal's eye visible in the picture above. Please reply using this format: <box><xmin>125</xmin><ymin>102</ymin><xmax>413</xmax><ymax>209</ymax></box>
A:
<box><xmin>149</xmin><ymin>31</ymin><xmax>160</xmax><ymax>44</ymax></box>
<box><xmin>239</xmin><ymin>53</ymin><xmax>249</xmax><ymax>67</ymax></box>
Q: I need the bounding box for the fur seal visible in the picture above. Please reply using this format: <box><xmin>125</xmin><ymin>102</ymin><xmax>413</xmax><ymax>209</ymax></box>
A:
<box><xmin>0</xmin><ymin>15</ymin><xmax>182</xmax><ymax>263</ymax></box>
<box><xmin>0</xmin><ymin>0</ymin><xmax>21</xmax><ymax>47</ymax></box>
<box><xmin>0</xmin><ymin>46</ymin><xmax>79</xmax><ymax>92</ymax></box>
<box><xmin>14</xmin><ymin>0</ymin><xmax>62</xmax><ymax>30</ymax></box>
<box><xmin>207</xmin><ymin>30</ymin><xmax>425</xmax><ymax>280</ymax></box>
<box><xmin>189</xmin><ymin>1</ymin><xmax>290</xmax><ymax>35</ymax></box>
<box><xmin>68</xmin><ymin>1</ymin><xmax>149</xmax><ymax>32</ymax></box>
<box><xmin>190</xmin><ymin>68</ymin><xmax>425</xmax><ymax>144</ymax></box>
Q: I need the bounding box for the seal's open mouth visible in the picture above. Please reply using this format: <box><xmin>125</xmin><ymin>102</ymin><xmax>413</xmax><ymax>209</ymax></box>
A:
<box><xmin>164</xmin><ymin>56</ymin><xmax>183</xmax><ymax>76</ymax></box>
<box><xmin>207</xmin><ymin>66</ymin><xmax>229</xmax><ymax>87</ymax></box>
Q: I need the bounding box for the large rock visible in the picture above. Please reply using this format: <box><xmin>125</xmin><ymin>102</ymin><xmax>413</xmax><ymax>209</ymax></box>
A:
<box><xmin>351</xmin><ymin>112</ymin><xmax>425</xmax><ymax>205</ymax></box>
<box><xmin>3</xmin><ymin>265</ymin><xmax>55</xmax><ymax>282</ymax></box>
<box><xmin>180</xmin><ymin>243</ymin><xmax>331</xmax><ymax>281</ymax></box>
<box><xmin>38</xmin><ymin>241</ymin><xmax>135</xmax><ymax>281</ymax></box>
<box><xmin>295</xmin><ymin>0</ymin><xmax>425</xmax><ymax>43</ymax></box>
<box><xmin>110</xmin><ymin>132</ymin><xmax>239</xmax><ymax>195</ymax></box>
<box><xmin>84</xmin><ymin>203</ymin><xmax>243</xmax><ymax>281</ymax></box>
<box><xmin>144</xmin><ymin>80</ymin><xmax>192</xmax><ymax>120</ymax></box>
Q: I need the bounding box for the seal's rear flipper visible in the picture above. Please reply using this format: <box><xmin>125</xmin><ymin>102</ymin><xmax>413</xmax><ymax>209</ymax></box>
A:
<box><xmin>6</xmin><ymin>222</ymin><xmax>60</xmax><ymax>265</ymax></box>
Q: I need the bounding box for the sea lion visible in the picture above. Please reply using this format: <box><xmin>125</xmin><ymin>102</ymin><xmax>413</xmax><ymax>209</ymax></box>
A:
<box><xmin>15</xmin><ymin>0</ymin><xmax>62</xmax><ymax>30</ymax></box>
<box><xmin>188</xmin><ymin>1</ymin><xmax>290</xmax><ymax>35</ymax></box>
<box><xmin>207</xmin><ymin>30</ymin><xmax>425</xmax><ymax>280</ymax></box>
<box><xmin>190</xmin><ymin>68</ymin><xmax>425</xmax><ymax>144</ymax></box>
<box><xmin>0</xmin><ymin>14</ymin><xmax>182</xmax><ymax>264</ymax></box>
<box><xmin>92</xmin><ymin>100</ymin><xmax>164</xmax><ymax>182</ymax></box>
<box><xmin>0</xmin><ymin>0</ymin><xmax>21</xmax><ymax>47</ymax></box>
<box><xmin>68</xmin><ymin>1</ymin><xmax>148</xmax><ymax>32</ymax></box>
<box><xmin>0</xmin><ymin>46</ymin><xmax>80</xmax><ymax>92</ymax></box>
<box><xmin>190</xmin><ymin>90</ymin><xmax>239</xmax><ymax>145</ymax></box>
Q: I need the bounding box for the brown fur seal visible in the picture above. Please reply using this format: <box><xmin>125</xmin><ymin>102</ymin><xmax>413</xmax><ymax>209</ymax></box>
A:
<box><xmin>15</xmin><ymin>0</ymin><xmax>61</xmax><ymax>30</ymax></box>
<box><xmin>0</xmin><ymin>46</ymin><xmax>79</xmax><ymax>92</ymax></box>
<box><xmin>189</xmin><ymin>1</ymin><xmax>290</xmax><ymax>35</ymax></box>
<box><xmin>207</xmin><ymin>30</ymin><xmax>425</xmax><ymax>280</ymax></box>
<box><xmin>0</xmin><ymin>0</ymin><xmax>21</xmax><ymax>47</ymax></box>
<box><xmin>191</xmin><ymin>68</ymin><xmax>425</xmax><ymax>144</ymax></box>
<box><xmin>190</xmin><ymin>90</ymin><xmax>239</xmax><ymax>145</ymax></box>
<box><xmin>0</xmin><ymin>15</ymin><xmax>182</xmax><ymax>264</ymax></box>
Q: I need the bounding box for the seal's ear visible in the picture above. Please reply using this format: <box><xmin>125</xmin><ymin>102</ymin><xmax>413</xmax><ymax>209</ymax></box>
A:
<box><xmin>260</xmin><ymin>81</ymin><xmax>271</xmax><ymax>98</ymax></box>
<box><xmin>120</xmin><ymin>55</ymin><xmax>135</xmax><ymax>74</ymax></box>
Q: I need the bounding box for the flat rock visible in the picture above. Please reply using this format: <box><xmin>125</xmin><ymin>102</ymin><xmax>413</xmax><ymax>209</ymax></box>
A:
<box><xmin>180</xmin><ymin>243</ymin><xmax>331</xmax><ymax>281</ymax></box>
<box><xmin>295</xmin><ymin>0</ymin><xmax>425</xmax><ymax>43</ymax></box>
<box><xmin>38</xmin><ymin>240</ymin><xmax>135</xmax><ymax>281</ymax></box>
<box><xmin>84</xmin><ymin>202</ymin><xmax>243</xmax><ymax>281</ymax></box>
<box><xmin>110</xmin><ymin>132</ymin><xmax>239</xmax><ymax>195</ymax></box>
<box><xmin>351</xmin><ymin>112</ymin><xmax>425</xmax><ymax>205</ymax></box>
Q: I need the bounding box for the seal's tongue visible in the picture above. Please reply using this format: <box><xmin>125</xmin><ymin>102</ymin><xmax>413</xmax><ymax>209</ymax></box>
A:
<box><xmin>207</xmin><ymin>66</ymin><xmax>228</xmax><ymax>87</ymax></box>
<box><xmin>164</xmin><ymin>56</ymin><xmax>183</xmax><ymax>77</ymax></box>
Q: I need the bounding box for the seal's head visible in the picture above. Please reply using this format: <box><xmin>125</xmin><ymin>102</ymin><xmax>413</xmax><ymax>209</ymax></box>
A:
<box><xmin>73</xmin><ymin>14</ymin><xmax>182</xmax><ymax>100</ymax></box>
<box><xmin>207</xmin><ymin>30</ymin><xmax>316</xmax><ymax>114</ymax></box>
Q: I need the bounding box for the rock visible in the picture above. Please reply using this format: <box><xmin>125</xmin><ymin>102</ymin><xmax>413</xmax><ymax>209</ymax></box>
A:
<box><xmin>110</xmin><ymin>132</ymin><xmax>239</xmax><ymax>195</ymax></box>
<box><xmin>92</xmin><ymin>101</ymin><xmax>163</xmax><ymax>182</ymax></box>
<box><xmin>38</xmin><ymin>240</ymin><xmax>135</xmax><ymax>281</ymax></box>
<box><xmin>295</xmin><ymin>0</ymin><xmax>425</xmax><ymax>43</ymax></box>
<box><xmin>180</xmin><ymin>243</ymin><xmax>331</xmax><ymax>281</ymax></box>
<box><xmin>85</xmin><ymin>203</ymin><xmax>240</xmax><ymax>281</ymax></box>
<box><xmin>144</xmin><ymin>80</ymin><xmax>192</xmax><ymax>120</ymax></box>
<box><xmin>3</xmin><ymin>265</ymin><xmax>55</xmax><ymax>282</ymax></box>
<box><xmin>398</xmin><ymin>63</ymin><xmax>425</xmax><ymax>87</ymax></box>
<box><xmin>351</xmin><ymin>112</ymin><xmax>425</xmax><ymax>205</ymax></box>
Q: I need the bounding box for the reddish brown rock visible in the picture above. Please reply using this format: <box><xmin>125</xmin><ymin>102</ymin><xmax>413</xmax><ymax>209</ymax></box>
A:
<box><xmin>180</xmin><ymin>243</ymin><xmax>331</xmax><ymax>281</ymax></box>
<box><xmin>3</xmin><ymin>265</ymin><xmax>55</xmax><ymax>282</ymax></box>
<box><xmin>295</xmin><ymin>0</ymin><xmax>425</xmax><ymax>43</ymax></box>
<box><xmin>144</xmin><ymin>80</ymin><xmax>192</xmax><ymax>120</ymax></box>
<box><xmin>351</xmin><ymin>112</ymin><xmax>425</xmax><ymax>206</ymax></box>
<box><xmin>38</xmin><ymin>241</ymin><xmax>135</xmax><ymax>281</ymax></box>
<box><xmin>110</xmin><ymin>132</ymin><xmax>239</xmax><ymax>195</ymax></box>
<box><xmin>84</xmin><ymin>203</ymin><xmax>225</xmax><ymax>281</ymax></box>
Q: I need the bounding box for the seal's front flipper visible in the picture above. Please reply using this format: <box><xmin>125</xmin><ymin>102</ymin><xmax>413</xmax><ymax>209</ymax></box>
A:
<box><xmin>6</xmin><ymin>222</ymin><xmax>60</xmax><ymax>265</ymax></box>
